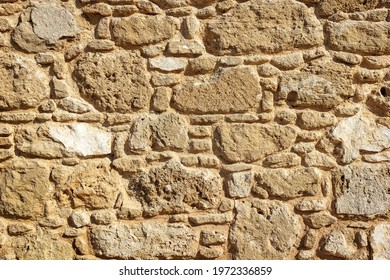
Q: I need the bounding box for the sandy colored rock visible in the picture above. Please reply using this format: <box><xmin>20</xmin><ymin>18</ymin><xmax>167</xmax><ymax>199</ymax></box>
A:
<box><xmin>215</xmin><ymin>123</ymin><xmax>297</xmax><ymax>163</ymax></box>
<box><xmin>321</xmin><ymin>229</ymin><xmax>356</xmax><ymax>259</ymax></box>
<box><xmin>0</xmin><ymin>160</ymin><xmax>52</xmax><ymax>219</ymax></box>
<box><xmin>0</xmin><ymin>54</ymin><xmax>49</xmax><ymax>110</ymax></box>
<box><xmin>205</xmin><ymin>0</ymin><xmax>323</xmax><ymax>55</ymax></box>
<box><xmin>298</xmin><ymin>111</ymin><xmax>337</xmax><ymax>130</ymax></box>
<box><xmin>370</xmin><ymin>223</ymin><xmax>390</xmax><ymax>260</ymax></box>
<box><xmin>112</xmin><ymin>14</ymin><xmax>176</xmax><ymax>46</ymax></box>
<box><xmin>128</xmin><ymin>160</ymin><xmax>222</xmax><ymax>216</ymax></box>
<box><xmin>318</xmin><ymin>0</ymin><xmax>379</xmax><ymax>17</ymax></box>
<box><xmin>333</xmin><ymin>164</ymin><xmax>390</xmax><ymax>217</ymax></box>
<box><xmin>230</xmin><ymin>199</ymin><xmax>303</xmax><ymax>259</ymax></box>
<box><xmin>256</xmin><ymin>168</ymin><xmax>321</xmax><ymax>199</ymax></box>
<box><xmin>91</xmin><ymin>222</ymin><xmax>198</xmax><ymax>259</ymax></box>
<box><xmin>74</xmin><ymin>50</ymin><xmax>152</xmax><ymax>113</ymax></box>
<box><xmin>173</xmin><ymin>67</ymin><xmax>260</xmax><ymax>114</ymax></box>
<box><xmin>227</xmin><ymin>172</ymin><xmax>253</xmax><ymax>198</ymax></box>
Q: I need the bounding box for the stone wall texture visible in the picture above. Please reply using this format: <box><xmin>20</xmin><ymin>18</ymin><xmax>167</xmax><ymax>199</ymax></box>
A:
<box><xmin>1</xmin><ymin>0</ymin><xmax>390</xmax><ymax>260</ymax></box>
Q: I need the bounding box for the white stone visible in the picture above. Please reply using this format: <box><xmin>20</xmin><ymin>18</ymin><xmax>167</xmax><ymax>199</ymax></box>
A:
<box><xmin>370</xmin><ymin>223</ymin><xmax>390</xmax><ymax>260</ymax></box>
<box><xmin>331</xmin><ymin>112</ymin><xmax>390</xmax><ymax>163</ymax></box>
<box><xmin>48</xmin><ymin>123</ymin><xmax>112</xmax><ymax>157</ymax></box>
<box><xmin>227</xmin><ymin>172</ymin><xmax>253</xmax><ymax>198</ymax></box>
<box><xmin>149</xmin><ymin>57</ymin><xmax>187</xmax><ymax>72</ymax></box>
<box><xmin>69</xmin><ymin>211</ymin><xmax>90</xmax><ymax>228</ymax></box>
<box><xmin>322</xmin><ymin>230</ymin><xmax>356</xmax><ymax>259</ymax></box>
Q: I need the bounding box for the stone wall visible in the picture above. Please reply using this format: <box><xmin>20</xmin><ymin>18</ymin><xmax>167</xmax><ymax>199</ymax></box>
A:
<box><xmin>0</xmin><ymin>0</ymin><xmax>390</xmax><ymax>260</ymax></box>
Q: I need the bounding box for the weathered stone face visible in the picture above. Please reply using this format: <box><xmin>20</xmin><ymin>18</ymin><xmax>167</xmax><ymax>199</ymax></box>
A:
<box><xmin>214</xmin><ymin>124</ymin><xmax>297</xmax><ymax>163</ymax></box>
<box><xmin>112</xmin><ymin>15</ymin><xmax>177</xmax><ymax>47</ymax></box>
<box><xmin>173</xmin><ymin>67</ymin><xmax>260</xmax><ymax>114</ymax></box>
<box><xmin>333</xmin><ymin>164</ymin><xmax>390</xmax><ymax>217</ymax></box>
<box><xmin>74</xmin><ymin>51</ymin><xmax>153</xmax><ymax>113</ymax></box>
<box><xmin>0</xmin><ymin>160</ymin><xmax>52</xmax><ymax>219</ymax></box>
<box><xmin>127</xmin><ymin>160</ymin><xmax>222</xmax><ymax>216</ymax></box>
<box><xmin>230</xmin><ymin>200</ymin><xmax>303</xmax><ymax>260</ymax></box>
<box><xmin>370</xmin><ymin>223</ymin><xmax>390</xmax><ymax>260</ymax></box>
<box><xmin>0</xmin><ymin>54</ymin><xmax>49</xmax><ymax>111</ymax></box>
<box><xmin>91</xmin><ymin>222</ymin><xmax>198</xmax><ymax>259</ymax></box>
<box><xmin>204</xmin><ymin>0</ymin><xmax>323</xmax><ymax>55</ymax></box>
<box><xmin>318</xmin><ymin>0</ymin><xmax>379</xmax><ymax>16</ymax></box>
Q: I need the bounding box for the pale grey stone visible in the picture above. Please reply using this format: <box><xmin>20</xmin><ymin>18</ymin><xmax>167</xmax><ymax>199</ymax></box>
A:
<box><xmin>370</xmin><ymin>223</ymin><xmax>390</xmax><ymax>260</ymax></box>
<box><xmin>227</xmin><ymin>172</ymin><xmax>253</xmax><ymax>198</ymax></box>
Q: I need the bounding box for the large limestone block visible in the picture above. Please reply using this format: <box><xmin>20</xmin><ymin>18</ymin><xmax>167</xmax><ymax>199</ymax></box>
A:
<box><xmin>230</xmin><ymin>200</ymin><xmax>303</xmax><ymax>259</ymax></box>
<box><xmin>214</xmin><ymin>124</ymin><xmax>297</xmax><ymax>163</ymax></box>
<box><xmin>331</xmin><ymin>113</ymin><xmax>390</xmax><ymax>164</ymax></box>
<box><xmin>74</xmin><ymin>51</ymin><xmax>152</xmax><ymax>113</ymax></box>
<box><xmin>91</xmin><ymin>222</ymin><xmax>198</xmax><ymax>259</ymax></box>
<box><xmin>0</xmin><ymin>160</ymin><xmax>52</xmax><ymax>219</ymax></box>
<box><xmin>127</xmin><ymin>160</ymin><xmax>222</xmax><ymax>216</ymax></box>
<box><xmin>173</xmin><ymin>67</ymin><xmax>260</xmax><ymax>114</ymax></box>
<box><xmin>0</xmin><ymin>54</ymin><xmax>49</xmax><ymax>111</ymax></box>
<box><xmin>204</xmin><ymin>0</ymin><xmax>323</xmax><ymax>55</ymax></box>
<box><xmin>16</xmin><ymin>123</ymin><xmax>112</xmax><ymax>158</ymax></box>
<box><xmin>333</xmin><ymin>164</ymin><xmax>390</xmax><ymax>217</ymax></box>
<box><xmin>256</xmin><ymin>168</ymin><xmax>321</xmax><ymax>199</ymax></box>
<box><xmin>112</xmin><ymin>14</ymin><xmax>176</xmax><ymax>47</ymax></box>
<box><xmin>328</xmin><ymin>21</ymin><xmax>390</xmax><ymax>55</ymax></box>
<box><xmin>370</xmin><ymin>223</ymin><xmax>390</xmax><ymax>260</ymax></box>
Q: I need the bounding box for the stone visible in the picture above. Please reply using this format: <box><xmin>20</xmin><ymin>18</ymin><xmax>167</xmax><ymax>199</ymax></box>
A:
<box><xmin>58</xmin><ymin>97</ymin><xmax>92</xmax><ymax>114</ymax></box>
<box><xmin>173</xmin><ymin>67</ymin><xmax>260</xmax><ymax>114</ymax></box>
<box><xmin>12</xmin><ymin>18</ymin><xmax>46</xmax><ymax>53</ymax></box>
<box><xmin>298</xmin><ymin>111</ymin><xmax>337</xmax><ymax>130</ymax></box>
<box><xmin>333</xmin><ymin>164</ymin><xmax>390</xmax><ymax>217</ymax></box>
<box><xmin>318</xmin><ymin>0</ymin><xmax>379</xmax><ymax>17</ymax></box>
<box><xmin>74</xmin><ymin>50</ymin><xmax>152</xmax><ymax>113</ymax></box>
<box><xmin>331</xmin><ymin>113</ymin><xmax>390</xmax><ymax>163</ymax></box>
<box><xmin>112</xmin><ymin>14</ymin><xmax>176</xmax><ymax>46</ymax></box>
<box><xmin>255</xmin><ymin>168</ymin><xmax>321</xmax><ymax>199</ymax></box>
<box><xmin>13</xmin><ymin>232</ymin><xmax>75</xmax><ymax>260</ymax></box>
<box><xmin>31</xmin><ymin>3</ymin><xmax>79</xmax><ymax>44</ymax></box>
<box><xmin>200</xmin><ymin>230</ymin><xmax>227</xmax><ymax>245</ymax></box>
<box><xmin>149</xmin><ymin>57</ymin><xmax>187</xmax><ymax>72</ymax></box>
<box><xmin>182</xmin><ymin>15</ymin><xmax>200</xmax><ymax>39</ymax></box>
<box><xmin>69</xmin><ymin>211</ymin><xmax>90</xmax><ymax>228</ymax></box>
<box><xmin>227</xmin><ymin>172</ymin><xmax>253</xmax><ymax>198</ymax></box>
<box><xmin>230</xmin><ymin>199</ymin><xmax>302</xmax><ymax>259</ymax></box>
<box><xmin>188</xmin><ymin>126</ymin><xmax>212</xmax><ymax>138</ymax></box>
<box><xmin>189</xmin><ymin>212</ymin><xmax>233</xmax><ymax>225</ymax></box>
<box><xmin>0</xmin><ymin>54</ymin><xmax>49</xmax><ymax>111</ymax></box>
<box><xmin>214</xmin><ymin>124</ymin><xmax>297</xmax><ymax>163</ymax></box>
<box><xmin>0</xmin><ymin>160</ymin><xmax>52</xmax><ymax>219</ymax></box>
<box><xmin>364</xmin><ymin>151</ymin><xmax>390</xmax><ymax>163</ymax></box>
<box><xmin>198</xmin><ymin>246</ymin><xmax>224</xmax><ymax>259</ymax></box>
<box><xmin>82</xmin><ymin>3</ymin><xmax>112</xmax><ymax>16</ymax></box>
<box><xmin>127</xmin><ymin>160</ymin><xmax>222</xmax><ymax>216</ymax></box>
<box><xmin>263</xmin><ymin>153</ymin><xmax>301</xmax><ymax>168</ymax></box>
<box><xmin>305</xmin><ymin>212</ymin><xmax>337</xmax><ymax>229</ymax></box>
<box><xmin>204</xmin><ymin>0</ymin><xmax>323</xmax><ymax>55</ymax></box>
<box><xmin>167</xmin><ymin>40</ymin><xmax>205</xmax><ymax>56</ymax></box>
<box><xmin>321</xmin><ymin>229</ymin><xmax>356</xmax><ymax>259</ymax></box>
<box><xmin>91</xmin><ymin>222</ymin><xmax>198</xmax><ymax>259</ymax></box>
<box><xmin>327</xmin><ymin>21</ymin><xmax>390</xmax><ymax>55</ymax></box>
<box><xmin>187</xmin><ymin>56</ymin><xmax>217</xmax><ymax>74</ymax></box>
<box><xmin>7</xmin><ymin>223</ymin><xmax>33</xmax><ymax>236</ymax></box>
<box><xmin>295</xmin><ymin>199</ymin><xmax>327</xmax><ymax>212</ymax></box>
<box><xmin>86</xmin><ymin>40</ymin><xmax>115</xmax><ymax>51</ymax></box>
<box><xmin>370</xmin><ymin>223</ymin><xmax>390</xmax><ymax>260</ymax></box>
<box><xmin>152</xmin><ymin>87</ymin><xmax>171</xmax><ymax>112</ymax></box>
<box><xmin>91</xmin><ymin>210</ymin><xmax>117</xmax><ymax>225</ymax></box>
<box><xmin>270</xmin><ymin>52</ymin><xmax>304</xmax><ymax>70</ymax></box>
<box><xmin>334</xmin><ymin>52</ymin><xmax>362</xmax><ymax>65</ymax></box>
<box><xmin>304</xmin><ymin>151</ymin><xmax>338</xmax><ymax>169</ymax></box>
<box><xmin>57</xmin><ymin>159</ymin><xmax>124</xmax><ymax>209</ymax></box>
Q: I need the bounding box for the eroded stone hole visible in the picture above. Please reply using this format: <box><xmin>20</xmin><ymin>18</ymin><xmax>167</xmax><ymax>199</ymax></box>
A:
<box><xmin>380</xmin><ymin>87</ymin><xmax>390</xmax><ymax>98</ymax></box>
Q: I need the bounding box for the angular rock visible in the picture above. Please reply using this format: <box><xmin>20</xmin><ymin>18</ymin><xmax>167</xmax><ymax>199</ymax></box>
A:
<box><xmin>167</xmin><ymin>40</ymin><xmax>205</xmax><ymax>56</ymax></box>
<box><xmin>331</xmin><ymin>113</ymin><xmax>390</xmax><ymax>163</ymax></box>
<box><xmin>333</xmin><ymin>164</ymin><xmax>390</xmax><ymax>217</ymax></box>
<box><xmin>304</xmin><ymin>151</ymin><xmax>338</xmax><ymax>169</ymax></box>
<box><xmin>0</xmin><ymin>54</ymin><xmax>49</xmax><ymax>111</ymax></box>
<box><xmin>256</xmin><ymin>168</ymin><xmax>321</xmax><ymax>199</ymax></box>
<box><xmin>370</xmin><ymin>223</ymin><xmax>390</xmax><ymax>260</ymax></box>
<box><xmin>318</xmin><ymin>0</ymin><xmax>379</xmax><ymax>16</ymax></box>
<box><xmin>263</xmin><ymin>153</ymin><xmax>301</xmax><ymax>168</ymax></box>
<box><xmin>321</xmin><ymin>229</ymin><xmax>356</xmax><ymax>259</ymax></box>
<box><xmin>189</xmin><ymin>212</ymin><xmax>233</xmax><ymax>225</ymax></box>
<box><xmin>214</xmin><ymin>124</ymin><xmax>297</xmax><ymax>163</ymax></box>
<box><xmin>200</xmin><ymin>230</ymin><xmax>227</xmax><ymax>246</ymax></box>
<box><xmin>128</xmin><ymin>160</ymin><xmax>222</xmax><ymax>216</ymax></box>
<box><xmin>69</xmin><ymin>211</ymin><xmax>90</xmax><ymax>228</ymax></box>
<box><xmin>91</xmin><ymin>222</ymin><xmax>198</xmax><ymax>259</ymax></box>
<box><xmin>0</xmin><ymin>160</ymin><xmax>52</xmax><ymax>219</ymax></box>
<box><xmin>57</xmin><ymin>159</ymin><xmax>124</xmax><ymax>209</ymax></box>
<box><xmin>327</xmin><ymin>21</ymin><xmax>390</xmax><ymax>55</ymax></box>
<box><xmin>298</xmin><ymin>111</ymin><xmax>337</xmax><ymax>130</ymax></box>
<box><xmin>112</xmin><ymin>14</ymin><xmax>176</xmax><ymax>47</ymax></box>
<box><xmin>295</xmin><ymin>199</ymin><xmax>327</xmax><ymax>212</ymax></box>
<box><xmin>74</xmin><ymin>50</ymin><xmax>152</xmax><ymax>113</ymax></box>
<box><xmin>58</xmin><ymin>97</ymin><xmax>92</xmax><ymax>114</ymax></box>
<box><xmin>173</xmin><ymin>67</ymin><xmax>260</xmax><ymax>114</ymax></box>
<box><xmin>305</xmin><ymin>212</ymin><xmax>337</xmax><ymax>229</ymax></box>
<box><xmin>205</xmin><ymin>0</ymin><xmax>323</xmax><ymax>55</ymax></box>
<box><xmin>227</xmin><ymin>172</ymin><xmax>253</xmax><ymax>198</ymax></box>
<box><xmin>31</xmin><ymin>3</ymin><xmax>79</xmax><ymax>44</ymax></box>
<box><xmin>149</xmin><ymin>57</ymin><xmax>187</xmax><ymax>72</ymax></box>
<box><xmin>230</xmin><ymin>199</ymin><xmax>303</xmax><ymax>259</ymax></box>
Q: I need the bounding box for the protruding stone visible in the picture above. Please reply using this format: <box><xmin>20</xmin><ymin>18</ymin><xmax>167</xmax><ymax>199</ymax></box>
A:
<box><xmin>321</xmin><ymin>229</ymin><xmax>356</xmax><ymax>259</ymax></box>
<box><xmin>227</xmin><ymin>172</ymin><xmax>253</xmax><ymax>198</ymax></box>
<box><xmin>69</xmin><ymin>211</ymin><xmax>90</xmax><ymax>228</ymax></box>
<box><xmin>305</xmin><ymin>212</ymin><xmax>337</xmax><ymax>229</ymax></box>
<box><xmin>370</xmin><ymin>223</ymin><xmax>390</xmax><ymax>260</ymax></box>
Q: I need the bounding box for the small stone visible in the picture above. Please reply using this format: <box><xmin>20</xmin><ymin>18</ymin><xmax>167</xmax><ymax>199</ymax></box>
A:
<box><xmin>69</xmin><ymin>211</ymin><xmax>90</xmax><ymax>228</ymax></box>
<box><xmin>271</xmin><ymin>52</ymin><xmax>304</xmax><ymax>70</ymax></box>
<box><xmin>334</xmin><ymin>52</ymin><xmax>362</xmax><ymax>65</ymax></box>
<box><xmin>198</xmin><ymin>246</ymin><xmax>224</xmax><ymax>259</ymax></box>
<box><xmin>295</xmin><ymin>199</ymin><xmax>327</xmax><ymax>212</ymax></box>
<box><xmin>149</xmin><ymin>57</ymin><xmax>187</xmax><ymax>72</ymax></box>
<box><xmin>227</xmin><ymin>172</ymin><xmax>253</xmax><ymax>198</ymax></box>
<box><xmin>297</xmin><ymin>250</ymin><xmax>315</xmax><ymax>260</ymax></box>
<box><xmin>298</xmin><ymin>111</ymin><xmax>337</xmax><ymax>130</ymax></box>
<box><xmin>38</xmin><ymin>216</ymin><xmax>64</xmax><ymax>228</ymax></box>
<box><xmin>7</xmin><ymin>223</ymin><xmax>32</xmax><ymax>236</ymax></box>
<box><xmin>87</xmin><ymin>40</ymin><xmax>115</xmax><ymax>51</ymax></box>
<box><xmin>74</xmin><ymin>236</ymin><xmax>90</xmax><ymax>255</ymax></box>
<box><xmin>356</xmin><ymin>230</ymin><xmax>368</xmax><ymax>247</ymax></box>
<box><xmin>263</xmin><ymin>152</ymin><xmax>301</xmax><ymax>168</ymax></box>
<box><xmin>303</xmin><ymin>230</ymin><xmax>317</xmax><ymax>249</ymax></box>
<box><xmin>152</xmin><ymin>87</ymin><xmax>171</xmax><ymax>112</ymax></box>
<box><xmin>168</xmin><ymin>214</ymin><xmax>188</xmax><ymax>223</ymax></box>
<box><xmin>321</xmin><ymin>229</ymin><xmax>356</xmax><ymax>259</ymax></box>
<box><xmin>187</xmin><ymin>56</ymin><xmax>217</xmax><ymax>74</ymax></box>
<box><xmin>96</xmin><ymin>17</ymin><xmax>111</xmax><ymax>39</ymax></box>
<box><xmin>292</xmin><ymin>143</ymin><xmax>315</xmax><ymax>155</ymax></box>
<box><xmin>189</xmin><ymin>139</ymin><xmax>211</xmax><ymax>152</ymax></box>
<box><xmin>275</xmin><ymin>110</ymin><xmax>297</xmax><ymax>125</ymax></box>
<box><xmin>189</xmin><ymin>212</ymin><xmax>233</xmax><ymax>225</ymax></box>
<box><xmin>355</xmin><ymin>69</ymin><xmax>384</xmax><ymax>83</ymax></box>
<box><xmin>201</xmin><ymin>230</ymin><xmax>227</xmax><ymax>245</ymax></box>
<box><xmin>136</xmin><ymin>0</ymin><xmax>163</xmax><ymax>14</ymax></box>
<box><xmin>305</xmin><ymin>212</ymin><xmax>337</xmax><ymax>229</ymax></box>
<box><xmin>35</xmin><ymin>53</ymin><xmax>54</xmax><ymax>65</ymax></box>
<box><xmin>304</xmin><ymin>151</ymin><xmax>337</xmax><ymax>169</ymax></box>
<box><xmin>58</xmin><ymin>97</ymin><xmax>92</xmax><ymax>114</ymax></box>
<box><xmin>180</xmin><ymin>156</ymin><xmax>199</xmax><ymax>167</ymax></box>
<box><xmin>64</xmin><ymin>44</ymin><xmax>83</xmax><ymax>61</ymax></box>
<box><xmin>39</xmin><ymin>100</ymin><xmax>56</xmax><ymax>113</ymax></box>
<box><xmin>258</xmin><ymin>64</ymin><xmax>280</xmax><ymax>77</ymax></box>
<box><xmin>151</xmin><ymin>73</ymin><xmax>181</xmax><ymax>86</ymax></box>
<box><xmin>52</xmin><ymin>78</ymin><xmax>70</xmax><ymax>99</ymax></box>
<box><xmin>363</xmin><ymin>56</ymin><xmax>390</xmax><ymax>69</ymax></box>
<box><xmin>82</xmin><ymin>3</ymin><xmax>112</xmax><ymax>16</ymax></box>
<box><xmin>167</xmin><ymin>40</ymin><xmax>205</xmax><ymax>56</ymax></box>
<box><xmin>196</xmin><ymin>6</ymin><xmax>216</xmax><ymax>18</ymax></box>
<box><xmin>198</xmin><ymin>155</ymin><xmax>220</xmax><ymax>168</ymax></box>
<box><xmin>188</xmin><ymin>126</ymin><xmax>212</xmax><ymax>138</ymax></box>
<box><xmin>219</xmin><ymin>199</ymin><xmax>234</xmax><ymax>212</ymax></box>
<box><xmin>91</xmin><ymin>210</ymin><xmax>117</xmax><ymax>225</ymax></box>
